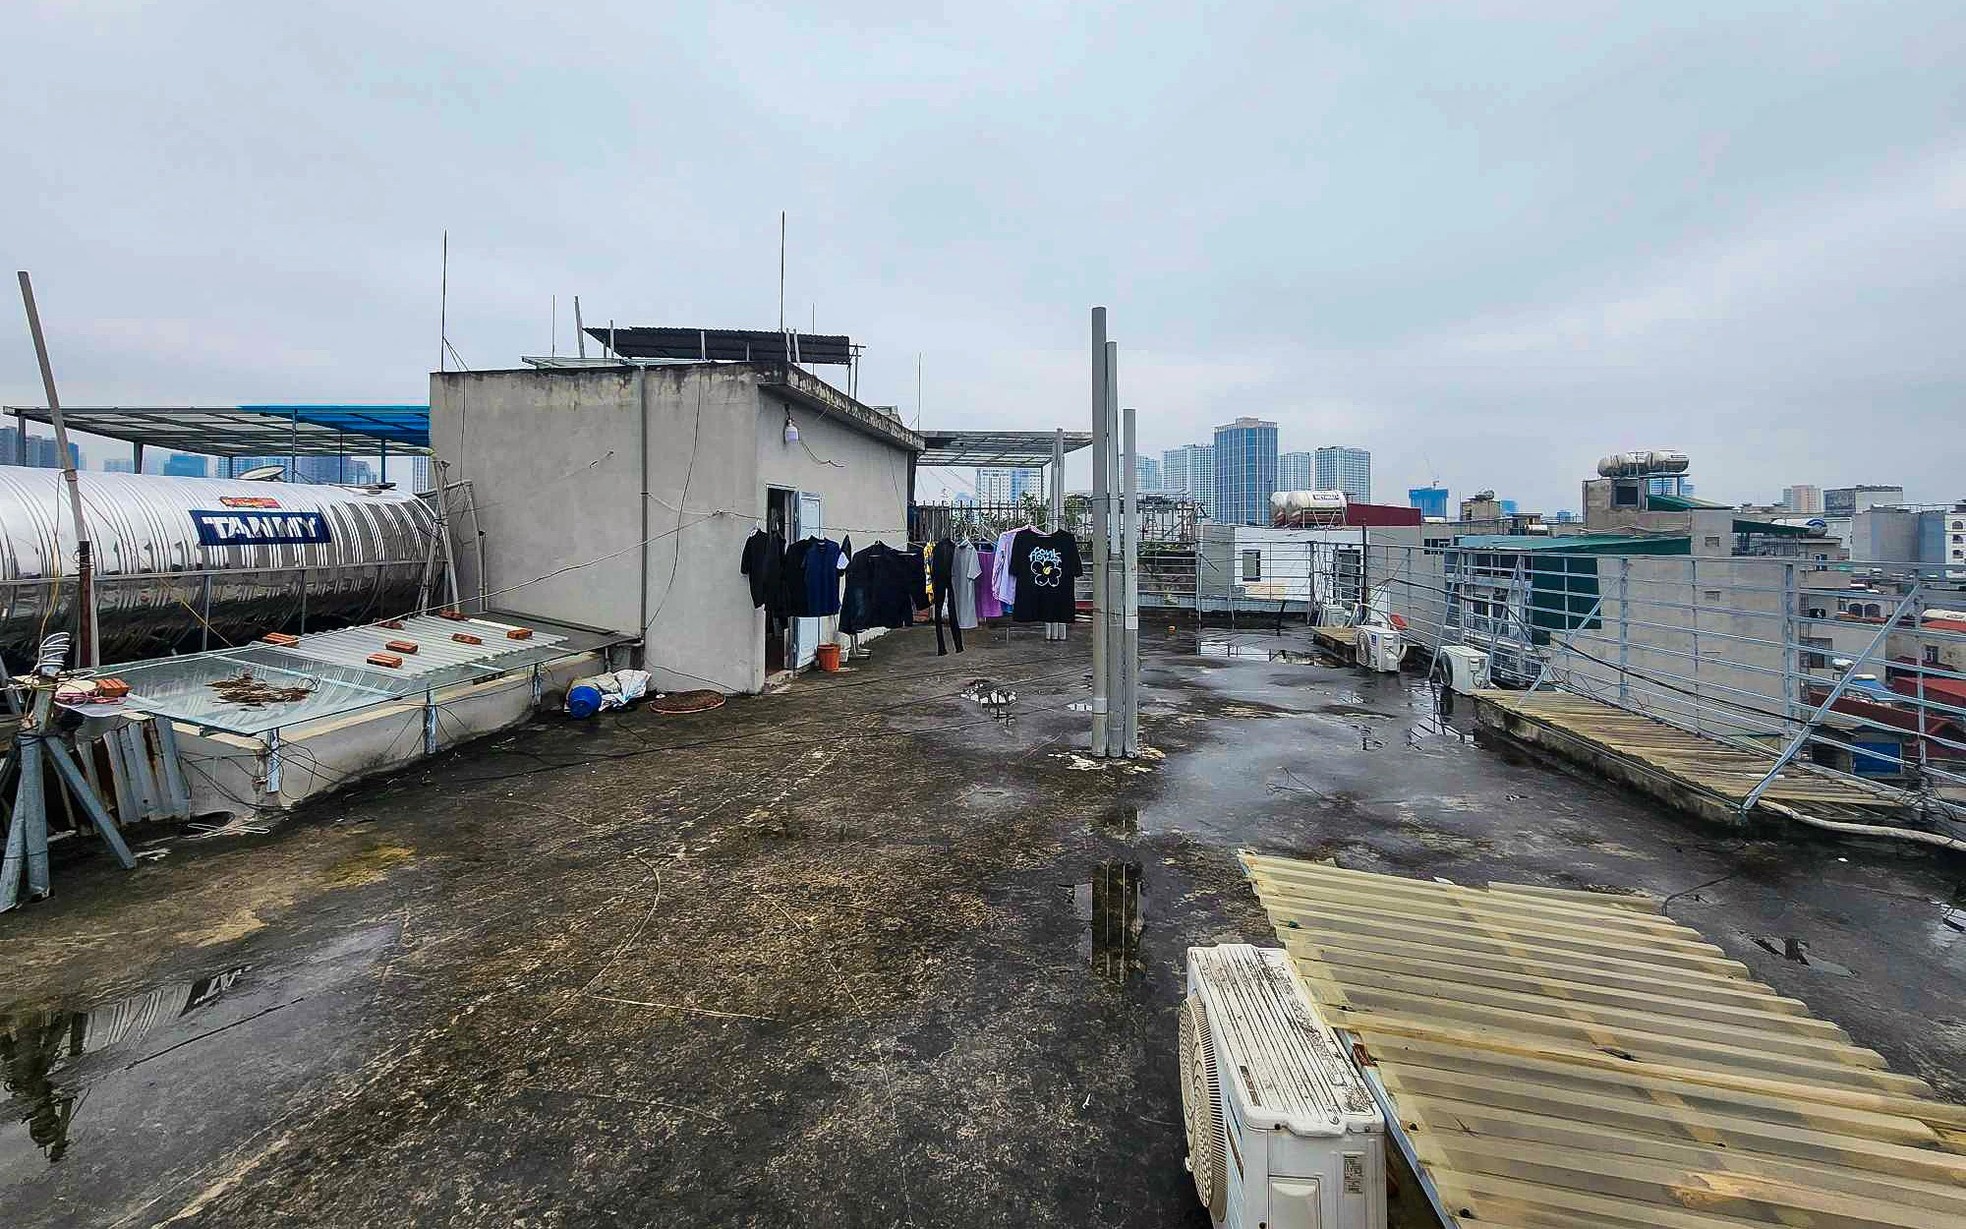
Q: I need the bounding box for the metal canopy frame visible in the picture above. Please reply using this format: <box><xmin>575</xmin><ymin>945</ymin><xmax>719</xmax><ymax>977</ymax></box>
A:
<box><xmin>3</xmin><ymin>404</ymin><xmax>433</xmax><ymax>458</ymax></box>
<box><xmin>916</xmin><ymin>429</ymin><xmax>1092</xmax><ymax>468</ymax></box>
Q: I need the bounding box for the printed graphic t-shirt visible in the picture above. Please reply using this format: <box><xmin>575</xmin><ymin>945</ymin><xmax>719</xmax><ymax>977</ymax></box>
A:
<box><xmin>1008</xmin><ymin>530</ymin><xmax>1082</xmax><ymax>623</ymax></box>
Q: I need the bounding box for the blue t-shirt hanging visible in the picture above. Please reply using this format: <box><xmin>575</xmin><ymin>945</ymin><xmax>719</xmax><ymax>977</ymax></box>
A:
<box><xmin>802</xmin><ymin>538</ymin><xmax>845</xmax><ymax>616</ymax></box>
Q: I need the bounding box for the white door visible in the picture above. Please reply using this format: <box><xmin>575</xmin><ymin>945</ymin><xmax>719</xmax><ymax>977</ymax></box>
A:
<box><xmin>791</xmin><ymin>492</ymin><xmax>824</xmax><ymax>668</ymax></box>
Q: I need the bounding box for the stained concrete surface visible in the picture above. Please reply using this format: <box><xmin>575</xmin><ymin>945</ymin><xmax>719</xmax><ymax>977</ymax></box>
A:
<box><xmin>2</xmin><ymin>624</ymin><xmax>1963</xmax><ymax>1226</ymax></box>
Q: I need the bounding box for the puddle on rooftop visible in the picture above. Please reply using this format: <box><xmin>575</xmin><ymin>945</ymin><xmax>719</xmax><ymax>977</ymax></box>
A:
<box><xmin>1407</xmin><ymin>685</ymin><xmax>1476</xmax><ymax>746</ymax></box>
<box><xmin>1074</xmin><ymin>861</ymin><xmax>1145</xmax><ymax>984</ymax></box>
<box><xmin>0</xmin><ymin>921</ymin><xmax>393</xmax><ymax>1213</ymax></box>
<box><xmin>1197</xmin><ymin>640</ymin><xmax>1323</xmax><ymax>665</ymax></box>
<box><xmin>1751</xmin><ymin>934</ymin><xmax>1855</xmax><ymax>977</ymax></box>
<box><xmin>1090</xmin><ymin>804</ymin><xmax>1141</xmax><ymax>840</ymax></box>
<box><xmin>1</xmin><ymin>965</ymin><xmax>252</xmax><ymax>1164</ymax></box>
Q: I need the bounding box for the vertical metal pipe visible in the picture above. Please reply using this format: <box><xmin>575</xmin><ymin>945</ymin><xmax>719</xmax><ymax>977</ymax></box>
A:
<box><xmin>1617</xmin><ymin>557</ymin><xmax>1631</xmax><ymax>703</ymax></box>
<box><xmin>1122</xmin><ymin>406</ymin><xmax>1140</xmax><ymax>756</ymax></box>
<box><xmin>1781</xmin><ymin>561</ymin><xmax>1799</xmax><ymax>726</ymax></box>
<box><xmin>1049</xmin><ymin>426</ymin><xmax>1066</xmax><ymax>641</ymax></box>
<box><xmin>1103</xmin><ymin>341</ymin><xmax>1122</xmax><ymax>754</ymax></box>
<box><xmin>1089</xmin><ymin>308</ymin><xmax>1110</xmax><ymax>757</ymax></box>
<box><xmin>1688</xmin><ymin>556</ymin><xmax>1701</xmax><ymax>736</ymax></box>
<box><xmin>638</xmin><ymin>366</ymin><xmax>650</xmax><ymax>640</ymax></box>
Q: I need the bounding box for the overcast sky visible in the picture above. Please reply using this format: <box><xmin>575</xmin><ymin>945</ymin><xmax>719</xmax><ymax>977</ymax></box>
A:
<box><xmin>4</xmin><ymin>2</ymin><xmax>1962</xmax><ymax>510</ymax></box>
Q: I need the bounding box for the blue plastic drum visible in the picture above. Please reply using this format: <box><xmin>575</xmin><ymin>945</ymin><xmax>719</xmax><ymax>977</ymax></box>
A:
<box><xmin>566</xmin><ymin>683</ymin><xmax>604</xmax><ymax>719</ymax></box>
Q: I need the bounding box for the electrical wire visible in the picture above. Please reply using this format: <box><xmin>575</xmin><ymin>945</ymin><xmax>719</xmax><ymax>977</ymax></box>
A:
<box><xmin>642</xmin><ymin>384</ymin><xmax>705</xmax><ymax>634</ymax></box>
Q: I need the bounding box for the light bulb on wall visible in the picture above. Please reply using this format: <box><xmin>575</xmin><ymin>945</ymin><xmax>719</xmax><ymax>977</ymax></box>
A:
<box><xmin>783</xmin><ymin>415</ymin><xmax>800</xmax><ymax>445</ymax></box>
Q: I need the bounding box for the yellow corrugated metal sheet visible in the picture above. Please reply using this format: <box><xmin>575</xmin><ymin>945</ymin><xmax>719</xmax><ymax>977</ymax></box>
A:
<box><xmin>1241</xmin><ymin>852</ymin><xmax>1966</xmax><ymax>1228</ymax></box>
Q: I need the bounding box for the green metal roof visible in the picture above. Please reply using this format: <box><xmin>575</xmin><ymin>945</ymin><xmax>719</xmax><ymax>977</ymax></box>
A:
<box><xmin>1452</xmin><ymin>534</ymin><xmax>1692</xmax><ymax>555</ymax></box>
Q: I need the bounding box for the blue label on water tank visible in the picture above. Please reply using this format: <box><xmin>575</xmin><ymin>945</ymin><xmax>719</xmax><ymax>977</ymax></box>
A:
<box><xmin>190</xmin><ymin>509</ymin><xmax>332</xmax><ymax>546</ymax></box>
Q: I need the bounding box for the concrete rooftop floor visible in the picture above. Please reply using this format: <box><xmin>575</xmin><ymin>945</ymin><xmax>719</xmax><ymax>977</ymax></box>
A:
<box><xmin>3</xmin><ymin>622</ymin><xmax>1964</xmax><ymax>1227</ymax></box>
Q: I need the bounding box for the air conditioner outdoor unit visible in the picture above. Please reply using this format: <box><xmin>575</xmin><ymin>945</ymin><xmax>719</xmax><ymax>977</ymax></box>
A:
<box><xmin>1353</xmin><ymin>624</ymin><xmax>1404</xmax><ymax>674</ymax></box>
<box><xmin>1438</xmin><ymin>645</ymin><xmax>1491</xmax><ymax>694</ymax></box>
<box><xmin>1180</xmin><ymin>945</ymin><xmax>1387</xmax><ymax>1229</ymax></box>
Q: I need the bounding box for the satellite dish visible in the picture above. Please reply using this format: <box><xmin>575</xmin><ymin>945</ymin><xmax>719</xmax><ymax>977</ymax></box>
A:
<box><xmin>237</xmin><ymin>465</ymin><xmax>287</xmax><ymax>482</ymax></box>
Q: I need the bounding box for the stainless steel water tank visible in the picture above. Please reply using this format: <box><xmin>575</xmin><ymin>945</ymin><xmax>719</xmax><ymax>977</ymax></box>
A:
<box><xmin>0</xmin><ymin>467</ymin><xmax>440</xmax><ymax>664</ymax></box>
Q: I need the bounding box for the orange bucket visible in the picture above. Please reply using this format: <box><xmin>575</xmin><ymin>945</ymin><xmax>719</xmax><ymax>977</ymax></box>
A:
<box><xmin>814</xmin><ymin>643</ymin><xmax>842</xmax><ymax>672</ymax></box>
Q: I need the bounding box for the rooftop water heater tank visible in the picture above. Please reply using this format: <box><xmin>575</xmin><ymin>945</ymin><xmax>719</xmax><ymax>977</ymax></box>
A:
<box><xmin>0</xmin><ymin>466</ymin><xmax>440</xmax><ymax>664</ymax></box>
<box><xmin>1596</xmin><ymin>450</ymin><xmax>1690</xmax><ymax>478</ymax></box>
<box><xmin>1270</xmin><ymin>489</ymin><xmax>1349</xmax><ymax>515</ymax></box>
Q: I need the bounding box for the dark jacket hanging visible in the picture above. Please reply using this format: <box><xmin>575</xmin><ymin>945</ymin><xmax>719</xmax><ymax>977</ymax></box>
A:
<box><xmin>840</xmin><ymin>543</ymin><xmax>920</xmax><ymax>634</ymax></box>
<box><xmin>740</xmin><ymin>528</ymin><xmax>788</xmax><ymax>629</ymax></box>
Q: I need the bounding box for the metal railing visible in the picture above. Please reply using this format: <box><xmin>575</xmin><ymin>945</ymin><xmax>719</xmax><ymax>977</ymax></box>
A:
<box><xmin>1388</xmin><ymin>543</ymin><xmax>1966</xmax><ymax>824</ymax></box>
<box><xmin>1129</xmin><ymin>531</ymin><xmax>1966</xmax><ymax>826</ymax></box>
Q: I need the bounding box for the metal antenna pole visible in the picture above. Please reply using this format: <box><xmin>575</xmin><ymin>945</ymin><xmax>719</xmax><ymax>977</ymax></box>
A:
<box><xmin>778</xmin><ymin>210</ymin><xmax>786</xmax><ymax>332</ymax></box>
<box><xmin>438</xmin><ymin>230</ymin><xmax>448</xmax><ymax>375</ymax></box>
<box><xmin>1089</xmin><ymin>308</ymin><xmax>1110</xmax><ymax>756</ymax></box>
<box><xmin>574</xmin><ymin>295</ymin><xmax>587</xmax><ymax>358</ymax></box>
<box><xmin>16</xmin><ymin>272</ymin><xmax>96</xmax><ymax>666</ymax></box>
<box><xmin>551</xmin><ymin>293</ymin><xmax>557</xmax><ymax>359</ymax></box>
<box><xmin>1122</xmin><ymin>405</ymin><xmax>1140</xmax><ymax>756</ymax></box>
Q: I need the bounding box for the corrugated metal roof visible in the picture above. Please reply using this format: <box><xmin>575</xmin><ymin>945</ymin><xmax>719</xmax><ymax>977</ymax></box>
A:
<box><xmin>1241</xmin><ymin>852</ymin><xmax>1966</xmax><ymax>1228</ymax></box>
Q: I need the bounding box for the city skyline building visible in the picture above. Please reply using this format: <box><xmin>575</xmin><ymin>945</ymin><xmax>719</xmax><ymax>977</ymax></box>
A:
<box><xmin>1133</xmin><ymin>455</ymin><xmax>1162</xmax><ymax>493</ymax></box>
<box><xmin>975</xmin><ymin>466</ymin><xmax>1042</xmax><ymax>504</ymax></box>
<box><xmin>1162</xmin><ymin>444</ymin><xmax>1215</xmax><ymax>517</ymax></box>
<box><xmin>160</xmin><ymin>453</ymin><xmax>211</xmax><ymax>478</ymax></box>
<box><xmin>1213</xmin><ymin>417</ymin><xmax>1278</xmax><ymax>526</ymax></box>
<box><xmin>1782</xmin><ymin>484</ymin><xmax>1824</xmax><ymax>515</ymax></box>
<box><xmin>0</xmin><ymin>428</ymin><xmax>80</xmax><ymax>471</ymax></box>
<box><xmin>1313</xmin><ymin>445</ymin><xmax>1371</xmax><ymax>502</ymax></box>
<box><xmin>1277</xmin><ymin>451</ymin><xmax>1313</xmax><ymax>493</ymax></box>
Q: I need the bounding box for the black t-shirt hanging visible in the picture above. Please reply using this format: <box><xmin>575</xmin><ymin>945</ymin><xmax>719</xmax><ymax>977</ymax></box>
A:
<box><xmin>1008</xmin><ymin>530</ymin><xmax>1081</xmax><ymax>623</ymax></box>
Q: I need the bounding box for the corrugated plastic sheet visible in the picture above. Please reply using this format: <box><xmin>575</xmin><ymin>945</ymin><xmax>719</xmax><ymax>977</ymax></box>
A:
<box><xmin>98</xmin><ymin>612</ymin><xmax>614</xmax><ymax>736</ymax></box>
<box><xmin>1240</xmin><ymin>852</ymin><xmax>1966</xmax><ymax>1228</ymax></box>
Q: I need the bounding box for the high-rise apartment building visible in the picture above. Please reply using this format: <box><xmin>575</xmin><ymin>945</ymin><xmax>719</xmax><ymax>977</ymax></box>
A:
<box><xmin>1162</xmin><ymin>444</ymin><xmax>1215</xmax><ymax>516</ymax></box>
<box><xmin>1781</xmin><ymin>484</ymin><xmax>1823</xmax><ymax>515</ymax></box>
<box><xmin>0</xmin><ymin>428</ymin><xmax>79</xmax><ymax>470</ymax></box>
<box><xmin>1213</xmin><ymin>418</ymin><xmax>1278</xmax><ymax>526</ymax></box>
<box><xmin>1277</xmin><ymin>451</ymin><xmax>1314</xmax><ymax>493</ymax></box>
<box><xmin>1133</xmin><ymin>455</ymin><xmax>1162</xmax><ymax>493</ymax></box>
<box><xmin>1313</xmin><ymin>446</ymin><xmax>1371</xmax><ymax>502</ymax></box>
<box><xmin>975</xmin><ymin>467</ymin><xmax>1042</xmax><ymax>504</ymax></box>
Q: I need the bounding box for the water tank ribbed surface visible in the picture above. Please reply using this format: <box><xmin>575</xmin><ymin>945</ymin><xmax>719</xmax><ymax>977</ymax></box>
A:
<box><xmin>0</xmin><ymin>467</ymin><xmax>438</xmax><ymax>663</ymax></box>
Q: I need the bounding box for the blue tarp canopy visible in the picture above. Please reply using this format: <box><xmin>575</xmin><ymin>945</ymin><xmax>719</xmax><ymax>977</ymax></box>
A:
<box><xmin>3</xmin><ymin>404</ymin><xmax>432</xmax><ymax>457</ymax></box>
<box><xmin>237</xmin><ymin>405</ymin><xmax>430</xmax><ymax>448</ymax></box>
